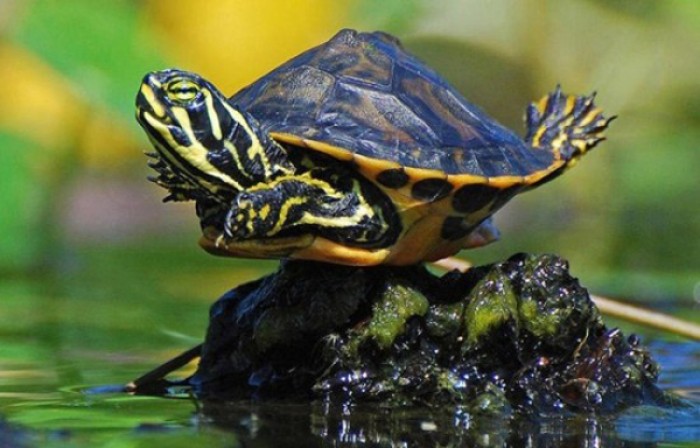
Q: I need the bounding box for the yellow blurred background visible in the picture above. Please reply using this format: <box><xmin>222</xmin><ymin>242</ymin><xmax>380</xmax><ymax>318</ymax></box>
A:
<box><xmin>0</xmin><ymin>0</ymin><xmax>698</xmax><ymax>300</ymax></box>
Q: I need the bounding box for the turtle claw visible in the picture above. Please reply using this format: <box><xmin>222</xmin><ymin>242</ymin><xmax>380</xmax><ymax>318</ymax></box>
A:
<box><xmin>224</xmin><ymin>193</ymin><xmax>269</xmax><ymax>240</ymax></box>
<box><xmin>223</xmin><ymin>207</ymin><xmax>246</xmax><ymax>240</ymax></box>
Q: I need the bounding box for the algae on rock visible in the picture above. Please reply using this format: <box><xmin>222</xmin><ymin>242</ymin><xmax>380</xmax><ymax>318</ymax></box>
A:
<box><xmin>192</xmin><ymin>253</ymin><xmax>675</xmax><ymax>414</ymax></box>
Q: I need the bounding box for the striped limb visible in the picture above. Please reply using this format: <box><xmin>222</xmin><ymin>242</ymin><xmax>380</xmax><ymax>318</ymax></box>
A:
<box><xmin>224</xmin><ymin>171</ymin><xmax>392</xmax><ymax>246</ymax></box>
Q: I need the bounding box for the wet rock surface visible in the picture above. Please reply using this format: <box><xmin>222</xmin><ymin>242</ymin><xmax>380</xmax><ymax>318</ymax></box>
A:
<box><xmin>192</xmin><ymin>253</ymin><xmax>678</xmax><ymax>414</ymax></box>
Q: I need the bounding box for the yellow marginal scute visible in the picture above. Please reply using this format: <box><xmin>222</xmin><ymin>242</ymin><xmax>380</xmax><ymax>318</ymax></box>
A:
<box><xmin>270</xmin><ymin>132</ymin><xmax>355</xmax><ymax>162</ymax></box>
<box><xmin>270</xmin><ymin>132</ymin><xmax>562</xmax><ymax>190</ymax></box>
<box><xmin>483</xmin><ymin>175</ymin><xmax>525</xmax><ymax>188</ymax></box>
<box><xmin>352</xmin><ymin>152</ymin><xmax>401</xmax><ymax>178</ymax></box>
<box><xmin>403</xmin><ymin>165</ymin><xmax>445</xmax><ymax>181</ymax></box>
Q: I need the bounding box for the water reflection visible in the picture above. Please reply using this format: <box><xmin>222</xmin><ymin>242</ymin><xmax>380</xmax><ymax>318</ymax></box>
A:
<box><xmin>1</xmin><ymin>343</ymin><xmax>699</xmax><ymax>446</ymax></box>
<box><xmin>198</xmin><ymin>399</ymin><xmax>700</xmax><ymax>447</ymax></box>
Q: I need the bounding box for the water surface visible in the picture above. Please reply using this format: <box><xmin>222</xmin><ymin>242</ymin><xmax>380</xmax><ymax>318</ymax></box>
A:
<box><xmin>1</xmin><ymin>245</ymin><xmax>698</xmax><ymax>446</ymax></box>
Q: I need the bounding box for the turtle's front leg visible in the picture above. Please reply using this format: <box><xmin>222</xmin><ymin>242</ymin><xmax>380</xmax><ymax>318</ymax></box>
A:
<box><xmin>224</xmin><ymin>172</ymin><xmax>393</xmax><ymax>246</ymax></box>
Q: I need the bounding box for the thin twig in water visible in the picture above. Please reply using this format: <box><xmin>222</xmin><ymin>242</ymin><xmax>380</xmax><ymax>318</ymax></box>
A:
<box><xmin>125</xmin><ymin>344</ymin><xmax>202</xmax><ymax>393</ymax></box>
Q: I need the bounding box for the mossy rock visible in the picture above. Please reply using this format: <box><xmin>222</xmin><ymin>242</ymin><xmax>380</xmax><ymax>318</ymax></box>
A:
<box><xmin>191</xmin><ymin>253</ymin><xmax>679</xmax><ymax>414</ymax></box>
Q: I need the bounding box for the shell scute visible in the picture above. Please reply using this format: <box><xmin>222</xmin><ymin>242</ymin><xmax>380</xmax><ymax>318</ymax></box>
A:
<box><xmin>231</xmin><ymin>29</ymin><xmax>556</xmax><ymax>179</ymax></box>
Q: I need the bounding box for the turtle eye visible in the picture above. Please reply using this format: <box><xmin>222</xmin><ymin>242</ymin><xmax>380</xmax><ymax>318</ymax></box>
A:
<box><xmin>165</xmin><ymin>78</ymin><xmax>201</xmax><ymax>104</ymax></box>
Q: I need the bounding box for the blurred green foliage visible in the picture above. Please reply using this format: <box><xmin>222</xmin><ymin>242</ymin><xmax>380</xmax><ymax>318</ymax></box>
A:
<box><xmin>10</xmin><ymin>0</ymin><xmax>166</xmax><ymax>122</ymax></box>
<box><xmin>0</xmin><ymin>134</ymin><xmax>44</xmax><ymax>269</ymax></box>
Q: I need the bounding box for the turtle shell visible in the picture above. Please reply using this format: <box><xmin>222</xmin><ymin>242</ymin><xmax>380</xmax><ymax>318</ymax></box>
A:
<box><xmin>194</xmin><ymin>29</ymin><xmax>610</xmax><ymax>265</ymax></box>
<box><xmin>230</xmin><ymin>29</ymin><xmax>554</xmax><ymax>178</ymax></box>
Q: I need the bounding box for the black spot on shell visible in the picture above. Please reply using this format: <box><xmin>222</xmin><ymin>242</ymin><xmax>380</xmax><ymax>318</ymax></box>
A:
<box><xmin>441</xmin><ymin>216</ymin><xmax>472</xmax><ymax>240</ymax></box>
<box><xmin>411</xmin><ymin>178</ymin><xmax>453</xmax><ymax>202</ymax></box>
<box><xmin>376</xmin><ymin>168</ymin><xmax>409</xmax><ymax>188</ymax></box>
<box><xmin>452</xmin><ymin>184</ymin><xmax>500</xmax><ymax>214</ymax></box>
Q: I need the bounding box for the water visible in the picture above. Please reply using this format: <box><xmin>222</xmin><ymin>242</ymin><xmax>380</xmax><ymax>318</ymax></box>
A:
<box><xmin>1</xmin><ymin>245</ymin><xmax>699</xmax><ymax>446</ymax></box>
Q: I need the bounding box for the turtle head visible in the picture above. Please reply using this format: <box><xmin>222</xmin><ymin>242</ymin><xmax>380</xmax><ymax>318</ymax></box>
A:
<box><xmin>136</xmin><ymin>69</ymin><xmax>281</xmax><ymax>203</ymax></box>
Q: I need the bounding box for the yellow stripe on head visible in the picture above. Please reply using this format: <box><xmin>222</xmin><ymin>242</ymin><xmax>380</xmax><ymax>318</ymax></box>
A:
<box><xmin>139</xmin><ymin>84</ymin><xmax>166</xmax><ymax>118</ymax></box>
<box><xmin>165</xmin><ymin>107</ymin><xmax>245</xmax><ymax>191</ymax></box>
<box><xmin>221</xmin><ymin>102</ymin><xmax>272</xmax><ymax>178</ymax></box>
<box><xmin>141</xmin><ymin>111</ymin><xmax>240</xmax><ymax>194</ymax></box>
<box><xmin>203</xmin><ymin>89</ymin><xmax>223</xmax><ymax>141</ymax></box>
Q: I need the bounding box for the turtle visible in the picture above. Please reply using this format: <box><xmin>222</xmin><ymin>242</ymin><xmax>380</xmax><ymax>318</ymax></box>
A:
<box><xmin>135</xmin><ymin>29</ymin><xmax>613</xmax><ymax>266</ymax></box>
